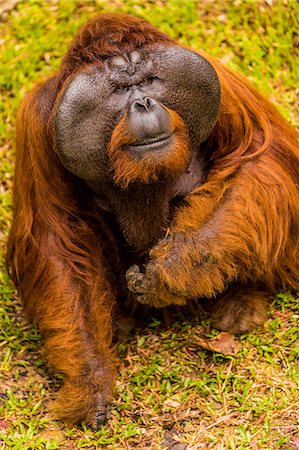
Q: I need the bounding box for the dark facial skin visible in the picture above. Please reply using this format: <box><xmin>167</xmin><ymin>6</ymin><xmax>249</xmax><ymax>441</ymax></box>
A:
<box><xmin>54</xmin><ymin>44</ymin><xmax>220</xmax><ymax>249</ymax></box>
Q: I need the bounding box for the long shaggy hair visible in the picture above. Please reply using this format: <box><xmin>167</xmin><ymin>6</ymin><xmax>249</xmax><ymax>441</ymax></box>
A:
<box><xmin>6</xmin><ymin>13</ymin><xmax>299</xmax><ymax>426</ymax></box>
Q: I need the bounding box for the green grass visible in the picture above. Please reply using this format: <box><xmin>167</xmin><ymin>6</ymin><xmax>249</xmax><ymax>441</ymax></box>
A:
<box><xmin>0</xmin><ymin>0</ymin><xmax>298</xmax><ymax>448</ymax></box>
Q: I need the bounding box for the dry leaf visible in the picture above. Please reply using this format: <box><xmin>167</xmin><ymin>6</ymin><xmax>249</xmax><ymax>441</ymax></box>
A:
<box><xmin>162</xmin><ymin>428</ymin><xmax>186</xmax><ymax>450</ymax></box>
<box><xmin>38</xmin><ymin>428</ymin><xmax>65</xmax><ymax>443</ymax></box>
<box><xmin>164</xmin><ymin>399</ymin><xmax>181</xmax><ymax>408</ymax></box>
<box><xmin>0</xmin><ymin>0</ymin><xmax>22</xmax><ymax>15</ymax></box>
<box><xmin>292</xmin><ymin>437</ymin><xmax>299</xmax><ymax>448</ymax></box>
<box><xmin>191</xmin><ymin>332</ymin><xmax>241</xmax><ymax>356</ymax></box>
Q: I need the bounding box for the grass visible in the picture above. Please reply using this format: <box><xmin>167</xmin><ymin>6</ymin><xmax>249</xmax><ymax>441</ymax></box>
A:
<box><xmin>0</xmin><ymin>0</ymin><xmax>298</xmax><ymax>448</ymax></box>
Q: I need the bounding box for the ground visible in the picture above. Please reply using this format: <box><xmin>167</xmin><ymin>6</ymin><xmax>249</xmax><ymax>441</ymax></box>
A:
<box><xmin>0</xmin><ymin>1</ymin><xmax>298</xmax><ymax>449</ymax></box>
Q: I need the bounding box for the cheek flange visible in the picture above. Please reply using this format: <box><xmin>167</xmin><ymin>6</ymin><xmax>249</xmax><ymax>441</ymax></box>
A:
<box><xmin>53</xmin><ymin>45</ymin><xmax>220</xmax><ymax>182</ymax></box>
<box><xmin>54</xmin><ymin>70</ymin><xmax>116</xmax><ymax>181</ymax></box>
<box><xmin>148</xmin><ymin>45</ymin><xmax>221</xmax><ymax>148</ymax></box>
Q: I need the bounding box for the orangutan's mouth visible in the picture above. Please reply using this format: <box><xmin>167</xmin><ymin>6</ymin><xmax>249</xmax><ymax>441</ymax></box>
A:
<box><xmin>128</xmin><ymin>134</ymin><xmax>173</xmax><ymax>153</ymax></box>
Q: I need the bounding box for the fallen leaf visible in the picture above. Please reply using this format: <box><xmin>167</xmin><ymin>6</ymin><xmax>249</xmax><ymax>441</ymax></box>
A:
<box><xmin>162</xmin><ymin>428</ymin><xmax>186</xmax><ymax>450</ymax></box>
<box><xmin>191</xmin><ymin>332</ymin><xmax>241</xmax><ymax>356</ymax></box>
<box><xmin>0</xmin><ymin>420</ymin><xmax>9</xmax><ymax>430</ymax></box>
<box><xmin>292</xmin><ymin>437</ymin><xmax>299</xmax><ymax>448</ymax></box>
<box><xmin>38</xmin><ymin>428</ymin><xmax>65</xmax><ymax>443</ymax></box>
<box><xmin>0</xmin><ymin>0</ymin><xmax>22</xmax><ymax>15</ymax></box>
<box><xmin>164</xmin><ymin>399</ymin><xmax>181</xmax><ymax>408</ymax></box>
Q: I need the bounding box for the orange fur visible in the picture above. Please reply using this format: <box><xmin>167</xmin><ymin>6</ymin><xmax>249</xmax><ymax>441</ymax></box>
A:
<box><xmin>146</xmin><ymin>65</ymin><xmax>299</xmax><ymax>300</ymax></box>
<box><xmin>6</xmin><ymin>13</ymin><xmax>299</xmax><ymax>426</ymax></box>
<box><xmin>108</xmin><ymin>108</ymin><xmax>189</xmax><ymax>188</ymax></box>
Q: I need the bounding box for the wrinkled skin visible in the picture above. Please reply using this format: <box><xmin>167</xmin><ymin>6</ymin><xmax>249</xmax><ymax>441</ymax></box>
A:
<box><xmin>8</xmin><ymin>13</ymin><xmax>299</xmax><ymax>428</ymax></box>
<box><xmin>54</xmin><ymin>44</ymin><xmax>220</xmax><ymax>250</ymax></box>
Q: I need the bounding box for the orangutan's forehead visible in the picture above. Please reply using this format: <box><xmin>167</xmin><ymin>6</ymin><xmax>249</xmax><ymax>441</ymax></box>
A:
<box><xmin>104</xmin><ymin>48</ymin><xmax>156</xmax><ymax>82</ymax></box>
<box><xmin>107</xmin><ymin>50</ymin><xmax>143</xmax><ymax>69</ymax></box>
